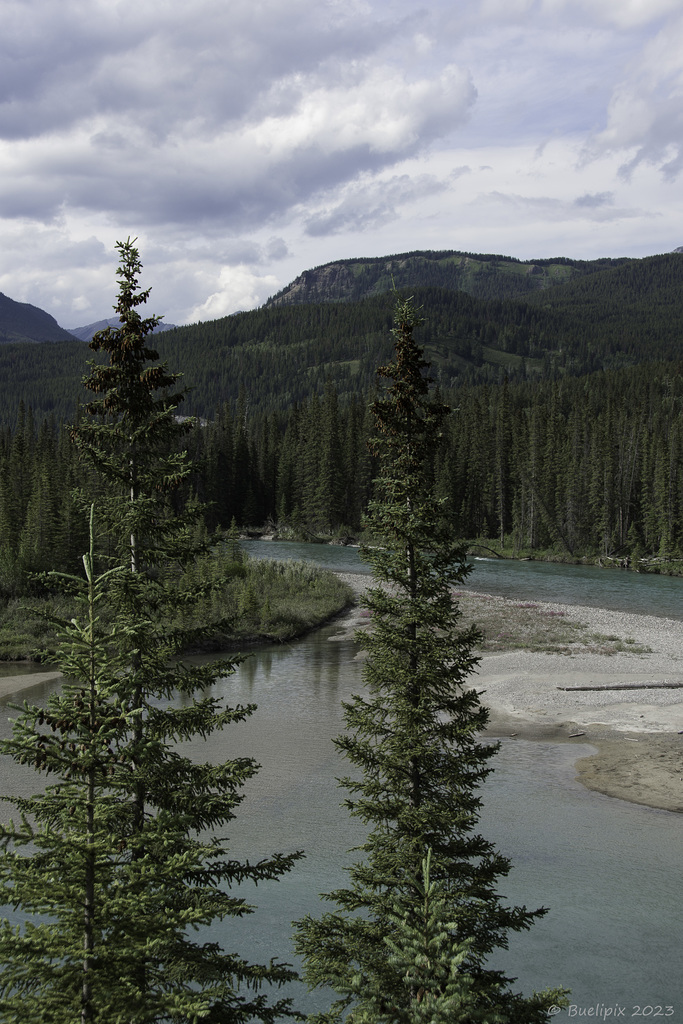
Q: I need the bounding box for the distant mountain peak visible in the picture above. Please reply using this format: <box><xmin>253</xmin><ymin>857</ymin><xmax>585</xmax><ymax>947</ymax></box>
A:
<box><xmin>0</xmin><ymin>292</ymin><xmax>76</xmax><ymax>344</ymax></box>
<box><xmin>66</xmin><ymin>317</ymin><xmax>178</xmax><ymax>343</ymax></box>
<box><xmin>265</xmin><ymin>249</ymin><xmax>632</xmax><ymax>308</ymax></box>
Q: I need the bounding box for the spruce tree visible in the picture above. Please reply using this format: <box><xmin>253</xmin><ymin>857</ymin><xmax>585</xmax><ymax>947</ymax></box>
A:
<box><xmin>294</xmin><ymin>298</ymin><xmax>566</xmax><ymax>1023</ymax></box>
<box><xmin>0</xmin><ymin>241</ymin><xmax>301</xmax><ymax>1021</ymax></box>
<box><xmin>0</xmin><ymin>513</ymin><xmax>299</xmax><ymax>1022</ymax></box>
<box><xmin>71</xmin><ymin>237</ymin><xmax>191</xmax><ymax>572</ymax></box>
<box><xmin>337</xmin><ymin>851</ymin><xmax>495</xmax><ymax>1024</ymax></box>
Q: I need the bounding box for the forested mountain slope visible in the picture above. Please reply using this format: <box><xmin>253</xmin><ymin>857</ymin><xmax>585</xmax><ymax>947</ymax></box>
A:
<box><xmin>1</xmin><ymin>250</ymin><xmax>682</xmax><ymax>427</ymax></box>
<box><xmin>265</xmin><ymin>249</ymin><xmax>632</xmax><ymax>306</ymax></box>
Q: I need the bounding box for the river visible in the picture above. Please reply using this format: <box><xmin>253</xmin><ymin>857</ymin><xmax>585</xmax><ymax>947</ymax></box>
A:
<box><xmin>0</xmin><ymin>545</ymin><xmax>681</xmax><ymax>1015</ymax></box>
<box><xmin>241</xmin><ymin>538</ymin><xmax>683</xmax><ymax>619</ymax></box>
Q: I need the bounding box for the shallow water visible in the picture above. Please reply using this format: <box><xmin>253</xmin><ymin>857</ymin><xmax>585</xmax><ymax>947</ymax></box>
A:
<box><xmin>180</xmin><ymin>621</ymin><xmax>683</xmax><ymax>1012</ymax></box>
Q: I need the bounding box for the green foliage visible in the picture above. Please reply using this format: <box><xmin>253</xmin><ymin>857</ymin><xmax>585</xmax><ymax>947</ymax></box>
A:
<box><xmin>72</xmin><ymin>237</ymin><xmax>195</xmax><ymax>571</ymax></box>
<box><xmin>2</xmin><ymin>249</ymin><xmax>683</xmax><ymax>583</ymax></box>
<box><xmin>0</xmin><ymin>242</ymin><xmax>303</xmax><ymax>1021</ymax></box>
<box><xmin>225</xmin><ymin>558</ymin><xmax>352</xmax><ymax>641</ymax></box>
<box><xmin>294</xmin><ymin>299</ymin><xmax>566</xmax><ymax>1023</ymax></box>
<box><xmin>335</xmin><ymin>851</ymin><xmax>499</xmax><ymax>1024</ymax></box>
<box><xmin>3</xmin><ymin>250</ymin><xmax>683</xmax><ymax>428</ymax></box>
<box><xmin>3</xmin><ymin>354</ymin><xmax>683</xmax><ymax>580</ymax></box>
<box><xmin>0</xmin><ymin>516</ymin><xmax>300</xmax><ymax>1022</ymax></box>
<box><xmin>0</xmin><ymin>549</ymin><xmax>353</xmax><ymax>660</ymax></box>
<box><xmin>264</xmin><ymin>249</ymin><xmax>625</xmax><ymax>307</ymax></box>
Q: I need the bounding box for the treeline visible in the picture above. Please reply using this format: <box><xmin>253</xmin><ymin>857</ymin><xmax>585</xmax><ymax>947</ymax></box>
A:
<box><xmin>188</xmin><ymin>360</ymin><xmax>683</xmax><ymax>561</ymax></box>
<box><xmin>3</xmin><ymin>359</ymin><xmax>683</xmax><ymax>595</ymax></box>
<box><xmin>0</xmin><ymin>406</ymin><xmax>89</xmax><ymax>592</ymax></box>
<box><xmin>437</xmin><ymin>365</ymin><xmax>683</xmax><ymax>559</ymax></box>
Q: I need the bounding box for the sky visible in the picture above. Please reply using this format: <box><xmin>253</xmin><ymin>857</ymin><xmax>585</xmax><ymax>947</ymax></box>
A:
<box><xmin>1</xmin><ymin>0</ymin><xmax>683</xmax><ymax>328</ymax></box>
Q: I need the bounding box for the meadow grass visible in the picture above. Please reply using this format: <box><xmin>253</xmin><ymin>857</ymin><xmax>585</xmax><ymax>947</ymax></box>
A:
<box><xmin>0</xmin><ymin>553</ymin><xmax>353</xmax><ymax>661</ymax></box>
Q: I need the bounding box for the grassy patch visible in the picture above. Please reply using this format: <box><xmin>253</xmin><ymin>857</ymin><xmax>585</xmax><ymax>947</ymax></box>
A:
<box><xmin>452</xmin><ymin>592</ymin><xmax>651</xmax><ymax>655</ymax></box>
<box><xmin>0</xmin><ymin>553</ymin><xmax>354</xmax><ymax>661</ymax></box>
<box><xmin>174</xmin><ymin>556</ymin><xmax>353</xmax><ymax>648</ymax></box>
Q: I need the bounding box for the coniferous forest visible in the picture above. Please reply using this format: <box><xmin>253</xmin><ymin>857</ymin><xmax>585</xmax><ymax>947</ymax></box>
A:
<box><xmin>1</xmin><ymin>248</ymin><xmax>683</xmax><ymax>598</ymax></box>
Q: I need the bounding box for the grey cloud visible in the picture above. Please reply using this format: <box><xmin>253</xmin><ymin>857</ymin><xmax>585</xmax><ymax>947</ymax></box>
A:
<box><xmin>265</xmin><ymin>237</ymin><xmax>289</xmax><ymax>261</ymax></box>
<box><xmin>304</xmin><ymin>174</ymin><xmax>451</xmax><ymax>237</ymax></box>
<box><xmin>583</xmin><ymin>12</ymin><xmax>683</xmax><ymax>182</ymax></box>
<box><xmin>0</xmin><ymin>231</ymin><xmax>107</xmax><ymax>273</ymax></box>
<box><xmin>0</xmin><ymin>81</ymin><xmax>474</xmax><ymax>234</ymax></box>
<box><xmin>606</xmin><ymin>92</ymin><xmax>683</xmax><ymax>183</ymax></box>
<box><xmin>305</xmin><ymin>199</ymin><xmax>394</xmax><ymax>237</ymax></box>
<box><xmin>616</xmin><ymin>125</ymin><xmax>683</xmax><ymax>183</ymax></box>
<box><xmin>141</xmin><ymin>234</ymin><xmax>290</xmax><ymax>278</ymax></box>
<box><xmin>573</xmin><ymin>191</ymin><xmax>614</xmax><ymax>207</ymax></box>
<box><xmin>0</xmin><ymin>0</ymin><xmax>403</xmax><ymax>142</ymax></box>
<box><xmin>0</xmin><ymin>0</ymin><xmax>475</xmax><ymax>240</ymax></box>
<box><xmin>482</xmin><ymin>190</ymin><xmax>643</xmax><ymax>222</ymax></box>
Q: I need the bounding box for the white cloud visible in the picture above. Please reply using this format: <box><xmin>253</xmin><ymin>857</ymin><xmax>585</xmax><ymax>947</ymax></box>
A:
<box><xmin>479</xmin><ymin>0</ymin><xmax>679</xmax><ymax>29</ymax></box>
<box><xmin>304</xmin><ymin>173</ymin><xmax>454</xmax><ymax>237</ymax></box>
<box><xmin>0</xmin><ymin>0</ymin><xmax>682</xmax><ymax>324</ymax></box>
<box><xmin>584</xmin><ymin>10</ymin><xmax>683</xmax><ymax>179</ymax></box>
<box><xmin>480</xmin><ymin>188</ymin><xmax>643</xmax><ymax>223</ymax></box>
<box><xmin>189</xmin><ymin>266</ymin><xmax>281</xmax><ymax>322</ymax></box>
<box><xmin>544</xmin><ymin>0</ymin><xmax>680</xmax><ymax>29</ymax></box>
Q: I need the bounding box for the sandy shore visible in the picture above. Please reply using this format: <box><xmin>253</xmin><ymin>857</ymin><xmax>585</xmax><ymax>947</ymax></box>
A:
<box><xmin>332</xmin><ymin>572</ymin><xmax>683</xmax><ymax>813</ymax></box>
<box><xmin>0</xmin><ymin>669</ymin><xmax>62</xmax><ymax>701</ymax></box>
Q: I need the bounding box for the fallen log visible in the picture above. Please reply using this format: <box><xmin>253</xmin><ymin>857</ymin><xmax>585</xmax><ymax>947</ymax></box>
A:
<box><xmin>557</xmin><ymin>682</ymin><xmax>683</xmax><ymax>691</ymax></box>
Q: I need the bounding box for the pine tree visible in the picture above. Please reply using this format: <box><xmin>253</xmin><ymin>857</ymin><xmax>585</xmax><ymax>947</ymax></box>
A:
<box><xmin>0</xmin><ymin>511</ymin><xmax>300</xmax><ymax>1022</ymax></box>
<box><xmin>0</xmin><ymin>240</ymin><xmax>302</xmax><ymax>1021</ymax></box>
<box><xmin>315</xmin><ymin>381</ymin><xmax>344</xmax><ymax>531</ymax></box>
<box><xmin>72</xmin><ymin>237</ymin><xmax>191</xmax><ymax>572</ymax></box>
<box><xmin>294</xmin><ymin>298</ymin><xmax>566</xmax><ymax>1023</ymax></box>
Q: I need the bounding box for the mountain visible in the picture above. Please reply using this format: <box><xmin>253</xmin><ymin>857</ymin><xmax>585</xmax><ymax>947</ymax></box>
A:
<box><xmin>1</xmin><ymin>248</ymin><xmax>683</xmax><ymax>427</ymax></box>
<box><xmin>265</xmin><ymin>249</ymin><xmax>632</xmax><ymax>307</ymax></box>
<box><xmin>0</xmin><ymin>292</ymin><xmax>76</xmax><ymax>344</ymax></box>
<box><xmin>67</xmin><ymin>317</ymin><xmax>178</xmax><ymax>342</ymax></box>
<box><xmin>151</xmin><ymin>252</ymin><xmax>683</xmax><ymax>416</ymax></box>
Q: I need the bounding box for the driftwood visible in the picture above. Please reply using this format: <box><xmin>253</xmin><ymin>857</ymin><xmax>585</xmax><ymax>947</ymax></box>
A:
<box><xmin>557</xmin><ymin>682</ymin><xmax>683</xmax><ymax>691</ymax></box>
<box><xmin>467</xmin><ymin>543</ymin><xmax>505</xmax><ymax>559</ymax></box>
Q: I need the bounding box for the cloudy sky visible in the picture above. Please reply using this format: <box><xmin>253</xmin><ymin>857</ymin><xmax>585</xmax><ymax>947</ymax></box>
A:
<box><xmin>1</xmin><ymin>0</ymin><xmax>682</xmax><ymax>328</ymax></box>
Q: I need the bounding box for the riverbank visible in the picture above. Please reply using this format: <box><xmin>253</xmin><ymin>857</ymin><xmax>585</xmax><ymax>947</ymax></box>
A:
<box><xmin>331</xmin><ymin>572</ymin><xmax>683</xmax><ymax>813</ymax></box>
<box><xmin>0</xmin><ymin>558</ymin><xmax>354</xmax><ymax>661</ymax></box>
<box><xmin>243</xmin><ymin>527</ymin><xmax>683</xmax><ymax>576</ymax></box>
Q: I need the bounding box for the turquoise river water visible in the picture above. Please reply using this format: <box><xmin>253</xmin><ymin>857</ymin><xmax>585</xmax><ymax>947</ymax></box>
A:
<box><xmin>0</xmin><ymin>544</ymin><xmax>681</xmax><ymax>1017</ymax></box>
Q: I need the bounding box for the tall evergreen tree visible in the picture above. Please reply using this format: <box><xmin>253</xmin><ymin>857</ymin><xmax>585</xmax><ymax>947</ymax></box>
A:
<box><xmin>336</xmin><ymin>850</ymin><xmax>495</xmax><ymax>1024</ymax></box>
<box><xmin>0</xmin><ymin>241</ymin><xmax>301</xmax><ymax>1021</ymax></box>
<box><xmin>72</xmin><ymin>237</ymin><xmax>191</xmax><ymax>572</ymax></box>
<box><xmin>294</xmin><ymin>298</ymin><xmax>566</xmax><ymax>1023</ymax></box>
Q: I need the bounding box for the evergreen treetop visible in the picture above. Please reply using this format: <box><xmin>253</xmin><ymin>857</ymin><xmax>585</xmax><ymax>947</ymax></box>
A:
<box><xmin>72</xmin><ymin>237</ymin><xmax>193</xmax><ymax>571</ymax></box>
